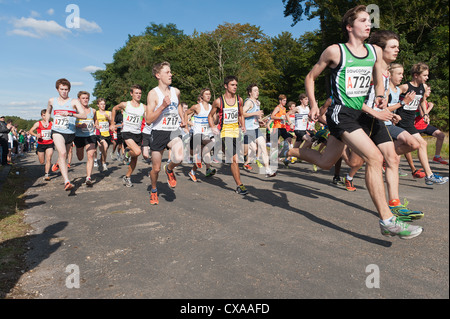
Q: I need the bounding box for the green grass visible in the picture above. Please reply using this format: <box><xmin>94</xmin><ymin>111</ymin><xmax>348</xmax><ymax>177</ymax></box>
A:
<box><xmin>0</xmin><ymin>165</ymin><xmax>32</xmax><ymax>298</ymax></box>
<box><xmin>409</xmin><ymin>133</ymin><xmax>449</xmax><ymax>159</ymax></box>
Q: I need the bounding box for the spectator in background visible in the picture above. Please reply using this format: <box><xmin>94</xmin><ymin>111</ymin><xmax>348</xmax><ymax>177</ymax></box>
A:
<box><xmin>0</xmin><ymin>116</ymin><xmax>12</xmax><ymax>166</ymax></box>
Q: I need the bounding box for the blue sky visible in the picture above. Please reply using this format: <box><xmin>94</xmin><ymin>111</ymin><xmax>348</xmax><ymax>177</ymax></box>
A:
<box><xmin>0</xmin><ymin>0</ymin><xmax>320</xmax><ymax>120</ymax></box>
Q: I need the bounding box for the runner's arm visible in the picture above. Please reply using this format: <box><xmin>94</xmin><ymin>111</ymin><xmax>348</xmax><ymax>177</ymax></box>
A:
<box><xmin>29</xmin><ymin>122</ymin><xmax>40</xmax><ymax>138</ymax></box>
<box><xmin>305</xmin><ymin>46</ymin><xmax>338</xmax><ymax>121</ymax></box>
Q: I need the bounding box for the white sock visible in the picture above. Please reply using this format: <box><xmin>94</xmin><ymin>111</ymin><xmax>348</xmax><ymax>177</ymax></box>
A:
<box><xmin>346</xmin><ymin>174</ymin><xmax>353</xmax><ymax>181</ymax></box>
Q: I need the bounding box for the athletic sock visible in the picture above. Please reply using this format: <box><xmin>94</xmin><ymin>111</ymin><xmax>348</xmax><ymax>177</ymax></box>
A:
<box><xmin>151</xmin><ymin>188</ymin><xmax>157</xmax><ymax>193</ymax></box>
<box><xmin>389</xmin><ymin>199</ymin><xmax>401</xmax><ymax>207</ymax></box>
<box><xmin>346</xmin><ymin>174</ymin><xmax>353</xmax><ymax>181</ymax></box>
<box><xmin>381</xmin><ymin>216</ymin><xmax>394</xmax><ymax>225</ymax></box>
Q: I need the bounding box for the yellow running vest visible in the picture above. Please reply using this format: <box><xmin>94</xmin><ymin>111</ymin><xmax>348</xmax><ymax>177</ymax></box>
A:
<box><xmin>220</xmin><ymin>95</ymin><xmax>240</xmax><ymax>138</ymax></box>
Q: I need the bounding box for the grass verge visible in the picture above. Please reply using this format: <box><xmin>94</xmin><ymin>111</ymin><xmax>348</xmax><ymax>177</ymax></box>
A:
<box><xmin>0</xmin><ymin>165</ymin><xmax>32</xmax><ymax>299</ymax></box>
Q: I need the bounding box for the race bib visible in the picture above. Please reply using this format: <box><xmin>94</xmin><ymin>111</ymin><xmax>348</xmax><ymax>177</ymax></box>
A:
<box><xmin>41</xmin><ymin>129</ymin><xmax>52</xmax><ymax>140</ymax></box>
<box><xmin>53</xmin><ymin>115</ymin><xmax>70</xmax><ymax>130</ymax></box>
<box><xmin>78</xmin><ymin>120</ymin><xmax>95</xmax><ymax>133</ymax></box>
<box><xmin>345</xmin><ymin>66</ymin><xmax>372</xmax><ymax>98</ymax></box>
<box><xmin>403</xmin><ymin>95</ymin><xmax>422</xmax><ymax>111</ymax></box>
<box><xmin>161</xmin><ymin>112</ymin><xmax>179</xmax><ymax>131</ymax></box>
<box><xmin>124</xmin><ymin>114</ymin><xmax>143</xmax><ymax>129</ymax></box>
<box><xmin>99</xmin><ymin>121</ymin><xmax>110</xmax><ymax>133</ymax></box>
<box><xmin>223</xmin><ymin>107</ymin><xmax>238</xmax><ymax>125</ymax></box>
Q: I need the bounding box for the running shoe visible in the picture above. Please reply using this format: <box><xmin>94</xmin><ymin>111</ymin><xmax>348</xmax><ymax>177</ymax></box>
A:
<box><xmin>205</xmin><ymin>168</ymin><xmax>216</xmax><ymax>177</ymax></box>
<box><xmin>44</xmin><ymin>174</ymin><xmax>50</xmax><ymax>181</ymax></box>
<box><xmin>165</xmin><ymin>164</ymin><xmax>177</xmax><ymax>188</ymax></box>
<box><xmin>67</xmin><ymin>163</ymin><xmax>71</xmax><ymax>168</ymax></box>
<box><xmin>236</xmin><ymin>184</ymin><xmax>249</xmax><ymax>195</ymax></box>
<box><xmin>51</xmin><ymin>163</ymin><xmax>59</xmax><ymax>172</ymax></box>
<box><xmin>344</xmin><ymin>177</ymin><xmax>356</xmax><ymax>192</ymax></box>
<box><xmin>279</xmin><ymin>142</ymin><xmax>290</xmax><ymax>158</ymax></box>
<box><xmin>123</xmin><ymin>176</ymin><xmax>133</xmax><ymax>188</ymax></box>
<box><xmin>255</xmin><ymin>159</ymin><xmax>263</xmax><ymax>168</ymax></box>
<box><xmin>64</xmin><ymin>182</ymin><xmax>74</xmax><ymax>191</ymax></box>
<box><xmin>265</xmin><ymin>169</ymin><xmax>276</xmax><ymax>178</ymax></box>
<box><xmin>433</xmin><ymin>156</ymin><xmax>449</xmax><ymax>165</ymax></box>
<box><xmin>85</xmin><ymin>177</ymin><xmax>93</xmax><ymax>186</ymax></box>
<box><xmin>243</xmin><ymin>164</ymin><xmax>253</xmax><ymax>171</ymax></box>
<box><xmin>188</xmin><ymin>170</ymin><xmax>197</xmax><ymax>182</ymax></box>
<box><xmin>312</xmin><ymin>164</ymin><xmax>318</xmax><ymax>172</ymax></box>
<box><xmin>283</xmin><ymin>158</ymin><xmax>290</xmax><ymax>167</ymax></box>
<box><xmin>94</xmin><ymin>159</ymin><xmax>98</xmax><ymax>168</ymax></box>
<box><xmin>412</xmin><ymin>169</ymin><xmax>425</xmax><ymax>178</ymax></box>
<box><xmin>110</xmin><ymin>152</ymin><xmax>117</xmax><ymax>161</ymax></box>
<box><xmin>379</xmin><ymin>217</ymin><xmax>423</xmax><ymax>239</ymax></box>
<box><xmin>389</xmin><ymin>199</ymin><xmax>424</xmax><ymax>221</ymax></box>
<box><xmin>398</xmin><ymin>168</ymin><xmax>408</xmax><ymax>177</ymax></box>
<box><xmin>150</xmin><ymin>191</ymin><xmax>159</xmax><ymax>205</ymax></box>
<box><xmin>425</xmin><ymin>173</ymin><xmax>449</xmax><ymax>185</ymax></box>
<box><xmin>103</xmin><ymin>163</ymin><xmax>108</xmax><ymax>171</ymax></box>
<box><xmin>332</xmin><ymin>176</ymin><xmax>345</xmax><ymax>186</ymax></box>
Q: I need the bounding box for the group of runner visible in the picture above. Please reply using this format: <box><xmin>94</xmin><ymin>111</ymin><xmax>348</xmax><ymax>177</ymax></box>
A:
<box><xmin>29</xmin><ymin>5</ymin><xmax>448</xmax><ymax>240</ymax></box>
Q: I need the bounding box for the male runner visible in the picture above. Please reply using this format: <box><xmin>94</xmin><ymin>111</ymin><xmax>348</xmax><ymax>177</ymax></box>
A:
<box><xmin>111</xmin><ymin>85</ymin><xmax>146</xmax><ymax>188</ymax></box>
<box><xmin>29</xmin><ymin>109</ymin><xmax>54</xmax><ymax>181</ymax></box>
<box><xmin>209</xmin><ymin>75</ymin><xmax>249</xmax><ymax>195</ymax></box>
<box><xmin>285</xmin><ymin>6</ymin><xmax>423</xmax><ymax>239</ymax></box>
<box><xmin>74</xmin><ymin>91</ymin><xmax>97</xmax><ymax>185</ymax></box>
<box><xmin>184</xmin><ymin>88</ymin><xmax>217</xmax><ymax>182</ymax></box>
<box><xmin>146</xmin><ymin>62</ymin><xmax>185</xmax><ymax>205</ymax></box>
<box><xmin>242</xmin><ymin>83</ymin><xmax>276</xmax><ymax>177</ymax></box>
<box><xmin>45</xmin><ymin>78</ymin><xmax>86</xmax><ymax>190</ymax></box>
<box><xmin>271</xmin><ymin>94</ymin><xmax>292</xmax><ymax>159</ymax></box>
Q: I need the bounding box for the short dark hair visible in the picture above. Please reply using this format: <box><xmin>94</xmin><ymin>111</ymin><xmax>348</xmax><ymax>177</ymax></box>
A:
<box><xmin>341</xmin><ymin>5</ymin><xmax>367</xmax><ymax>36</ymax></box>
<box><xmin>224</xmin><ymin>75</ymin><xmax>238</xmax><ymax>86</ymax></box>
<box><xmin>55</xmin><ymin>78</ymin><xmax>71</xmax><ymax>91</ymax></box>
<box><xmin>130</xmin><ymin>84</ymin><xmax>143</xmax><ymax>93</ymax></box>
<box><xmin>368</xmin><ymin>30</ymin><xmax>399</xmax><ymax>49</ymax></box>
<box><xmin>246</xmin><ymin>83</ymin><xmax>258</xmax><ymax>96</ymax></box>
<box><xmin>152</xmin><ymin>62</ymin><xmax>171</xmax><ymax>79</ymax></box>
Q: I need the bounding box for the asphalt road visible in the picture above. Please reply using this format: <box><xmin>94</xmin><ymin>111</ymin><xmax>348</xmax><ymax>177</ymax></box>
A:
<box><xmin>7</xmin><ymin>150</ymin><xmax>449</xmax><ymax>300</ymax></box>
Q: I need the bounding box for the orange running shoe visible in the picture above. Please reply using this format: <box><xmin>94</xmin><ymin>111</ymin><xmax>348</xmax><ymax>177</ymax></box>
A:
<box><xmin>344</xmin><ymin>177</ymin><xmax>356</xmax><ymax>192</ymax></box>
<box><xmin>64</xmin><ymin>182</ymin><xmax>74</xmax><ymax>191</ymax></box>
<box><xmin>188</xmin><ymin>170</ymin><xmax>197</xmax><ymax>182</ymax></box>
<box><xmin>150</xmin><ymin>191</ymin><xmax>159</xmax><ymax>205</ymax></box>
<box><xmin>433</xmin><ymin>156</ymin><xmax>449</xmax><ymax>165</ymax></box>
<box><xmin>412</xmin><ymin>169</ymin><xmax>426</xmax><ymax>178</ymax></box>
<box><xmin>165</xmin><ymin>164</ymin><xmax>177</xmax><ymax>188</ymax></box>
<box><xmin>51</xmin><ymin>163</ymin><xmax>59</xmax><ymax>172</ymax></box>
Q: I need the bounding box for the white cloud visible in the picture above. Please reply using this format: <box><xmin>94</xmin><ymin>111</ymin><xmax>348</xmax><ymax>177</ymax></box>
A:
<box><xmin>47</xmin><ymin>8</ymin><xmax>55</xmax><ymax>16</ymax></box>
<box><xmin>76</xmin><ymin>18</ymin><xmax>102</xmax><ymax>33</ymax></box>
<box><xmin>30</xmin><ymin>11</ymin><xmax>40</xmax><ymax>18</ymax></box>
<box><xmin>6</xmin><ymin>101</ymin><xmax>40</xmax><ymax>106</ymax></box>
<box><xmin>7</xmin><ymin>16</ymin><xmax>102</xmax><ymax>39</ymax></box>
<box><xmin>82</xmin><ymin>65</ymin><xmax>103</xmax><ymax>73</ymax></box>
<box><xmin>9</xmin><ymin>17</ymin><xmax>71</xmax><ymax>38</ymax></box>
<box><xmin>8</xmin><ymin>28</ymin><xmax>41</xmax><ymax>38</ymax></box>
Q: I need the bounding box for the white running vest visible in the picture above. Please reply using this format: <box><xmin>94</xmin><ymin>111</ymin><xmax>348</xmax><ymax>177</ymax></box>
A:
<box><xmin>152</xmin><ymin>87</ymin><xmax>180</xmax><ymax>131</ymax></box>
<box><xmin>122</xmin><ymin>102</ymin><xmax>145</xmax><ymax>134</ymax></box>
<box><xmin>192</xmin><ymin>103</ymin><xmax>212</xmax><ymax>135</ymax></box>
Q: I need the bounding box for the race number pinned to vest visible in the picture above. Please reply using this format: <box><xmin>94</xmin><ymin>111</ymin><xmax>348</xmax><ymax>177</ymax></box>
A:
<box><xmin>345</xmin><ymin>66</ymin><xmax>372</xmax><ymax>97</ymax></box>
